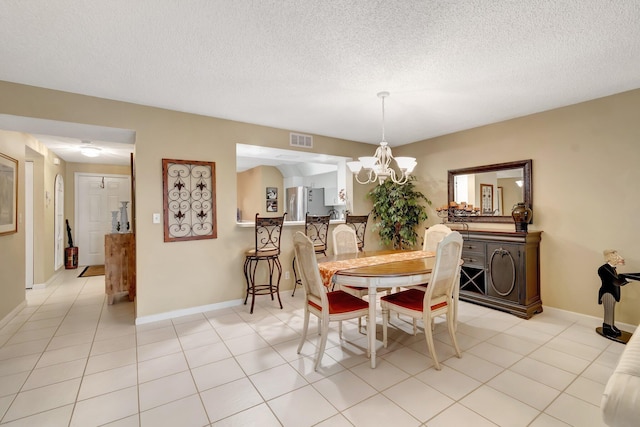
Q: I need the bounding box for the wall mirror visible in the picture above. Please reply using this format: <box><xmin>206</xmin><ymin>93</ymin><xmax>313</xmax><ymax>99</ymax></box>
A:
<box><xmin>447</xmin><ymin>159</ymin><xmax>532</xmax><ymax>223</ymax></box>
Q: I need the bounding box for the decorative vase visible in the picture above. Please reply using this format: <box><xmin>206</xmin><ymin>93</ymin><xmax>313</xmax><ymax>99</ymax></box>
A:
<box><xmin>111</xmin><ymin>211</ymin><xmax>119</xmax><ymax>233</ymax></box>
<box><xmin>120</xmin><ymin>201</ymin><xmax>129</xmax><ymax>233</ymax></box>
<box><xmin>511</xmin><ymin>202</ymin><xmax>533</xmax><ymax>232</ymax></box>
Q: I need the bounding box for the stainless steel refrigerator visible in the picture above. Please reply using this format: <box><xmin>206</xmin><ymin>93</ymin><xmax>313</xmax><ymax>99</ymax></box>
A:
<box><xmin>286</xmin><ymin>187</ymin><xmax>327</xmax><ymax>221</ymax></box>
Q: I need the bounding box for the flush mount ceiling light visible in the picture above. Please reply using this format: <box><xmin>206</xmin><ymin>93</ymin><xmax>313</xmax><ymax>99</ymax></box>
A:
<box><xmin>80</xmin><ymin>141</ymin><xmax>101</xmax><ymax>158</ymax></box>
<box><xmin>347</xmin><ymin>92</ymin><xmax>417</xmax><ymax>185</ymax></box>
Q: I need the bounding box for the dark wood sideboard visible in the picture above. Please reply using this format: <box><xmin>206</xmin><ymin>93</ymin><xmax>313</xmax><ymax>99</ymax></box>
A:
<box><xmin>457</xmin><ymin>229</ymin><xmax>542</xmax><ymax>319</ymax></box>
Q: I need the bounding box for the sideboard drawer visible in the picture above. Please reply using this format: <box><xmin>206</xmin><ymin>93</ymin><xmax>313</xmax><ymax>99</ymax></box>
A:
<box><xmin>461</xmin><ymin>241</ymin><xmax>485</xmax><ymax>268</ymax></box>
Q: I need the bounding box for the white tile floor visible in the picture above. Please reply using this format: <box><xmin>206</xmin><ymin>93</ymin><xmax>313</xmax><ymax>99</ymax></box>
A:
<box><xmin>0</xmin><ymin>268</ymin><xmax>625</xmax><ymax>426</ymax></box>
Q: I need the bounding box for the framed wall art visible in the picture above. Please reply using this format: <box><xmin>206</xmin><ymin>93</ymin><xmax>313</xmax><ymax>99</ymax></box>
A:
<box><xmin>162</xmin><ymin>159</ymin><xmax>217</xmax><ymax>242</ymax></box>
<box><xmin>266</xmin><ymin>187</ymin><xmax>278</xmax><ymax>212</ymax></box>
<box><xmin>481</xmin><ymin>183</ymin><xmax>494</xmax><ymax>215</ymax></box>
<box><xmin>0</xmin><ymin>153</ymin><xmax>18</xmax><ymax>236</ymax></box>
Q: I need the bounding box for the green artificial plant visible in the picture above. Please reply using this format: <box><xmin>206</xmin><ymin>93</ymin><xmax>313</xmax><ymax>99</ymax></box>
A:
<box><xmin>367</xmin><ymin>177</ymin><xmax>431</xmax><ymax>249</ymax></box>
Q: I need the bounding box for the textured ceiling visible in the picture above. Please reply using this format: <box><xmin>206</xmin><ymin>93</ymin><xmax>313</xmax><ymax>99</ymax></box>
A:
<box><xmin>1</xmin><ymin>0</ymin><xmax>639</xmax><ymax>156</ymax></box>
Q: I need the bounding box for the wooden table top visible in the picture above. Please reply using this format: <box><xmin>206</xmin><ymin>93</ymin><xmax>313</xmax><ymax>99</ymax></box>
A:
<box><xmin>318</xmin><ymin>250</ymin><xmax>436</xmax><ymax>280</ymax></box>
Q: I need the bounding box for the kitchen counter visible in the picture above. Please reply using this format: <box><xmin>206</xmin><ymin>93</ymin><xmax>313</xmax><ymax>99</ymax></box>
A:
<box><xmin>236</xmin><ymin>219</ymin><xmax>345</xmax><ymax>228</ymax></box>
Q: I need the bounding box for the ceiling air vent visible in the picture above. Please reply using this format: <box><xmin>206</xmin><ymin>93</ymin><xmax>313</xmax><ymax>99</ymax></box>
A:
<box><xmin>290</xmin><ymin>132</ymin><xmax>313</xmax><ymax>148</ymax></box>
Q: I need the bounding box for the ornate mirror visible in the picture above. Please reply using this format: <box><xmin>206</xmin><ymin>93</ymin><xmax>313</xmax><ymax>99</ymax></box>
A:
<box><xmin>447</xmin><ymin>159</ymin><xmax>532</xmax><ymax>223</ymax></box>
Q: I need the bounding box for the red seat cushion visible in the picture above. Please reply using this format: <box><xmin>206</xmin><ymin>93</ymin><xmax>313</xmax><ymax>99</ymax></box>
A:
<box><xmin>308</xmin><ymin>290</ymin><xmax>368</xmax><ymax>314</ymax></box>
<box><xmin>327</xmin><ymin>290</ymin><xmax>369</xmax><ymax>313</ymax></box>
<box><xmin>381</xmin><ymin>288</ymin><xmax>425</xmax><ymax>311</ymax></box>
<box><xmin>381</xmin><ymin>288</ymin><xmax>448</xmax><ymax>312</ymax></box>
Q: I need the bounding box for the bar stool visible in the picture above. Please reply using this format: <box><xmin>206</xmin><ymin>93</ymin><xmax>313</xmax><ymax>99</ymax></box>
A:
<box><xmin>345</xmin><ymin>212</ymin><xmax>369</xmax><ymax>251</ymax></box>
<box><xmin>292</xmin><ymin>213</ymin><xmax>330</xmax><ymax>296</ymax></box>
<box><xmin>243</xmin><ymin>212</ymin><xmax>286</xmax><ymax>314</ymax></box>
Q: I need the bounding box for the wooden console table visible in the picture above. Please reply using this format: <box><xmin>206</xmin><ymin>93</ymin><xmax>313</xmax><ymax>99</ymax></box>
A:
<box><xmin>105</xmin><ymin>233</ymin><xmax>136</xmax><ymax>304</ymax></box>
<box><xmin>458</xmin><ymin>229</ymin><xmax>542</xmax><ymax>319</ymax></box>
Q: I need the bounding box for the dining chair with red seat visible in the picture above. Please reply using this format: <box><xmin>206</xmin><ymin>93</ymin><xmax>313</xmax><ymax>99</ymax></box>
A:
<box><xmin>292</xmin><ymin>231</ymin><xmax>370</xmax><ymax>371</ymax></box>
<box><xmin>292</xmin><ymin>213</ymin><xmax>330</xmax><ymax>296</ymax></box>
<box><xmin>402</xmin><ymin>224</ymin><xmax>453</xmax><ymax>293</ymax></box>
<box><xmin>380</xmin><ymin>231</ymin><xmax>463</xmax><ymax>370</ymax></box>
<box><xmin>332</xmin><ymin>223</ymin><xmax>391</xmax><ymax>332</ymax></box>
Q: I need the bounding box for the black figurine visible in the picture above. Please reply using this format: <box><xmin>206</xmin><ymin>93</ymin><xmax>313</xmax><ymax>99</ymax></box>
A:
<box><xmin>597</xmin><ymin>250</ymin><xmax>638</xmax><ymax>341</ymax></box>
<box><xmin>66</xmin><ymin>219</ymin><xmax>74</xmax><ymax>248</ymax></box>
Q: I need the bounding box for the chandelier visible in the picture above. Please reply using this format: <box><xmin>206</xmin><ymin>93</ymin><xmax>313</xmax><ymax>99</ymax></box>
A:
<box><xmin>347</xmin><ymin>92</ymin><xmax>417</xmax><ymax>185</ymax></box>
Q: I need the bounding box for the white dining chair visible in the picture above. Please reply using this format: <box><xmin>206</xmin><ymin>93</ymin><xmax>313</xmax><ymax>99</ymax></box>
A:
<box><xmin>397</xmin><ymin>224</ymin><xmax>461</xmax><ymax>332</ymax></box>
<box><xmin>293</xmin><ymin>232</ymin><xmax>369</xmax><ymax>371</ymax></box>
<box><xmin>381</xmin><ymin>231</ymin><xmax>463</xmax><ymax>370</ymax></box>
<box><xmin>332</xmin><ymin>223</ymin><xmax>359</xmax><ymax>256</ymax></box>
<box><xmin>332</xmin><ymin>224</ymin><xmax>392</xmax><ymax>332</ymax></box>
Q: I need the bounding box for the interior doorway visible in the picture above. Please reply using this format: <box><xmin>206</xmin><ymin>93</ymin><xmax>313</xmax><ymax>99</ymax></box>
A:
<box><xmin>54</xmin><ymin>174</ymin><xmax>64</xmax><ymax>270</ymax></box>
<box><xmin>75</xmin><ymin>173</ymin><xmax>131</xmax><ymax>266</ymax></box>
<box><xmin>25</xmin><ymin>161</ymin><xmax>33</xmax><ymax>289</ymax></box>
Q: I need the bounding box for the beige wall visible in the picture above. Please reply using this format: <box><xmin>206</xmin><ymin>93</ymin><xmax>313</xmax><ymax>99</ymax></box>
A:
<box><xmin>237</xmin><ymin>166</ymin><xmax>284</xmax><ymax>220</ymax></box>
<box><xmin>0</xmin><ymin>81</ymin><xmax>375</xmax><ymax>320</ymax></box>
<box><xmin>2</xmin><ymin>80</ymin><xmax>638</xmax><ymax>326</ymax></box>
<box><xmin>16</xmin><ymin>132</ymin><xmax>64</xmax><ymax>286</ymax></box>
<box><xmin>397</xmin><ymin>88</ymin><xmax>640</xmax><ymax>325</ymax></box>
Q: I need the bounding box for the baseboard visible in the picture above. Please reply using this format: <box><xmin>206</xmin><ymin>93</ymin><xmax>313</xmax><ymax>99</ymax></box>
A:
<box><xmin>0</xmin><ymin>301</ymin><xmax>27</xmax><ymax>330</ymax></box>
<box><xmin>542</xmin><ymin>305</ymin><xmax>637</xmax><ymax>333</ymax></box>
<box><xmin>135</xmin><ymin>298</ymin><xmax>245</xmax><ymax>325</ymax></box>
<box><xmin>31</xmin><ymin>269</ymin><xmax>63</xmax><ymax>290</ymax></box>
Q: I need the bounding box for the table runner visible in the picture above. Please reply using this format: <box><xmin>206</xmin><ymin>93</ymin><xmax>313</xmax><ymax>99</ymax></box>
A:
<box><xmin>318</xmin><ymin>250</ymin><xmax>434</xmax><ymax>288</ymax></box>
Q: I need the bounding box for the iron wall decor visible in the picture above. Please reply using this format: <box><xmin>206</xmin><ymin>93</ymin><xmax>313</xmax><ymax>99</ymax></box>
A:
<box><xmin>480</xmin><ymin>183</ymin><xmax>494</xmax><ymax>215</ymax></box>
<box><xmin>0</xmin><ymin>152</ymin><xmax>18</xmax><ymax>236</ymax></box>
<box><xmin>162</xmin><ymin>159</ymin><xmax>217</xmax><ymax>242</ymax></box>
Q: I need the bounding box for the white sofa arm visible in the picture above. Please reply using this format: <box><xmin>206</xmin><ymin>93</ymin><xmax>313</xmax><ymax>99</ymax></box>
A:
<box><xmin>601</xmin><ymin>330</ymin><xmax>640</xmax><ymax>427</ymax></box>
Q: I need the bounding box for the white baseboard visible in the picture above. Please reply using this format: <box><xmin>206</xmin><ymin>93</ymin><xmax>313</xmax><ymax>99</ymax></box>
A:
<box><xmin>543</xmin><ymin>305</ymin><xmax>637</xmax><ymax>333</ymax></box>
<box><xmin>0</xmin><ymin>301</ymin><xmax>27</xmax><ymax>330</ymax></box>
<box><xmin>31</xmin><ymin>269</ymin><xmax>63</xmax><ymax>290</ymax></box>
<box><xmin>135</xmin><ymin>298</ymin><xmax>245</xmax><ymax>325</ymax></box>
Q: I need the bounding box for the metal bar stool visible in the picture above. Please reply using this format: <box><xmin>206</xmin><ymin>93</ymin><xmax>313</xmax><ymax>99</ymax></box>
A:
<box><xmin>292</xmin><ymin>213</ymin><xmax>330</xmax><ymax>296</ymax></box>
<box><xmin>243</xmin><ymin>212</ymin><xmax>286</xmax><ymax>314</ymax></box>
<box><xmin>345</xmin><ymin>212</ymin><xmax>369</xmax><ymax>251</ymax></box>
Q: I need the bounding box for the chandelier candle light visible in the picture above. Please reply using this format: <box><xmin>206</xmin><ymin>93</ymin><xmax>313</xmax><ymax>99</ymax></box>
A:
<box><xmin>347</xmin><ymin>92</ymin><xmax>417</xmax><ymax>185</ymax></box>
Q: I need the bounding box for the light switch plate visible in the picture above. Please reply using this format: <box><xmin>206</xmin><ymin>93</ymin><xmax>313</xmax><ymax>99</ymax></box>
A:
<box><xmin>153</xmin><ymin>213</ymin><xmax>161</xmax><ymax>224</ymax></box>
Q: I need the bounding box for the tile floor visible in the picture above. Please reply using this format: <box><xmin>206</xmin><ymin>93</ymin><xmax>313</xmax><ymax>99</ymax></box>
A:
<box><xmin>0</xmin><ymin>268</ymin><xmax>626</xmax><ymax>426</ymax></box>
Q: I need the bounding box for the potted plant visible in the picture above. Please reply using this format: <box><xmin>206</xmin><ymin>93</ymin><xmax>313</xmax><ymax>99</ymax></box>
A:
<box><xmin>367</xmin><ymin>177</ymin><xmax>431</xmax><ymax>249</ymax></box>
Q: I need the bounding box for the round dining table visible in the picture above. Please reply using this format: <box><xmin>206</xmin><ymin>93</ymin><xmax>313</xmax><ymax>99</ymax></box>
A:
<box><xmin>318</xmin><ymin>250</ymin><xmax>436</xmax><ymax>368</ymax></box>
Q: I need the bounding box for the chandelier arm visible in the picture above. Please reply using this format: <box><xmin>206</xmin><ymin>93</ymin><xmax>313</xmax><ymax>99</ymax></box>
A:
<box><xmin>389</xmin><ymin>168</ymin><xmax>409</xmax><ymax>185</ymax></box>
<box><xmin>354</xmin><ymin>168</ymin><xmax>378</xmax><ymax>185</ymax></box>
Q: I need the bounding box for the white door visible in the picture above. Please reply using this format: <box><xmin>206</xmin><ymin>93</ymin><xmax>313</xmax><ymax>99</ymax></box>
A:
<box><xmin>76</xmin><ymin>174</ymin><xmax>131</xmax><ymax>266</ymax></box>
<box><xmin>25</xmin><ymin>161</ymin><xmax>33</xmax><ymax>288</ymax></box>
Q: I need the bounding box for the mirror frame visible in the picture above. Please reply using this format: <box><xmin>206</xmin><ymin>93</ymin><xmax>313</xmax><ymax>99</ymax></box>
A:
<box><xmin>447</xmin><ymin>159</ymin><xmax>532</xmax><ymax>223</ymax></box>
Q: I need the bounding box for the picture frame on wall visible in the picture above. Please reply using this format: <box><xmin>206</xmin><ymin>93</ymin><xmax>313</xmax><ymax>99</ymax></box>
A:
<box><xmin>481</xmin><ymin>183</ymin><xmax>494</xmax><ymax>215</ymax></box>
<box><xmin>0</xmin><ymin>153</ymin><xmax>18</xmax><ymax>236</ymax></box>
<box><xmin>162</xmin><ymin>159</ymin><xmax>217</xmax><ymax>242</ymax></box>
<box><xmin>266</xmin><ymin>187</ymin><xmax>278</xmax><ymax>212</ymax></box>
<box><xmin>266</xmin><ymin>187</ymin><xmax>277</xmax><ymax>200</ymax></box>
